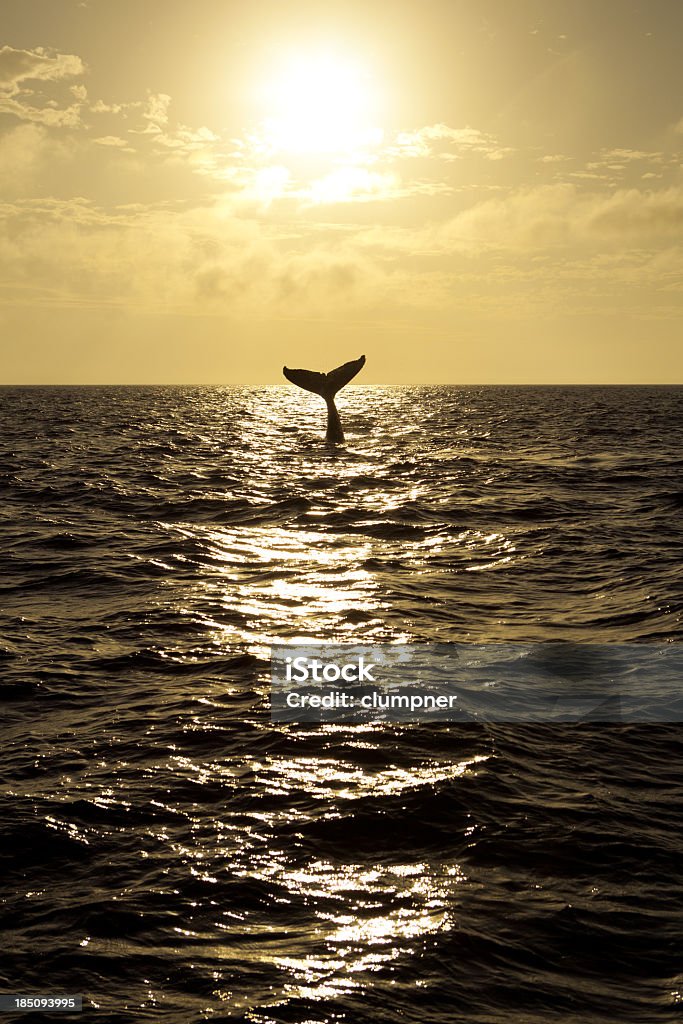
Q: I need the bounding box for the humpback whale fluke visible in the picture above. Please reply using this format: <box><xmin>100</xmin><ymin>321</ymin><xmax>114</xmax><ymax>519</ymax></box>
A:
<box><xmin>283</xmin><ymin>355</ymin><xmax>366</xmax><ymax>443</ymax></box>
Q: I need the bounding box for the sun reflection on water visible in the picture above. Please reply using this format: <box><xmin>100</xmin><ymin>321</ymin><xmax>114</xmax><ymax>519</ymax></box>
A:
<box><xmin>140</xmin><ymin>745</ymin><xmax>487</xmax><ymax>1011</ymax></box>
<box><xmin>162</xmin><ymin>523</ymin><xmax>406</xmax><ymax>646</ymax></box>
<box><xmin>132</xmin><ymin>389</ymin><xmax>515</xmax><ymax>1010</ymax></box>
<box><xmin>234</xmin><ymin>852</ymin><xmax>467</xmax><ymax>1004</ymax></box>
<box><xmin>250</xmin><ymin>754</ymin><xmax>487</xmax><ymax>801</ymax></box>
<box><xmin>159</xmin><ymin>519</ymin><xmax>519</xmax><ymax>650</ymax></box>
<box><xmin>202</xmin><ymin>753</ymin><xmax>485</xmax><ymax>1006</ymax></box>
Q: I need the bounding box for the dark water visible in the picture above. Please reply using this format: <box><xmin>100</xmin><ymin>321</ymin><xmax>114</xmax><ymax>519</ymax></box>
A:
<box><xmin>1</xmin><ymin>385</ymin><xmax>682</xmax><ymax>1022</ymax></box>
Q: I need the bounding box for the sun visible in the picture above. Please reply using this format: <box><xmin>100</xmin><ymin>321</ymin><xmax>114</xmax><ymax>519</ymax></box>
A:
<box><xmin>259</xmin><ymin>51</ymin><xmax>383</xmax><ymax>158</ymax></box>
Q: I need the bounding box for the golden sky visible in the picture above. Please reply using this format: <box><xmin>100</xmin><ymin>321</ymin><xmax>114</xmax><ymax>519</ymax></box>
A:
<box><xmin>1</xmin><ymin>0</ymin><xmax>682</xmax><ymax>383</ymax></box>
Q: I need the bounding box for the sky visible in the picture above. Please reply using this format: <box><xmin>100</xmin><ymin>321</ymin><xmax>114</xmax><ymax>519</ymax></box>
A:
<box><xmin>1</xmin><ymin>0</ymin><xmax>683</xmax><ymax>383</ymax></box>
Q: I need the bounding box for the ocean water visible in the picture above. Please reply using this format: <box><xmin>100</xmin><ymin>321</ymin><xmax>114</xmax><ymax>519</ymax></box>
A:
<box><xmin>1</xmin><ymin>384</ymin><xmax>682</xmax><ymax>1022</ymax></box>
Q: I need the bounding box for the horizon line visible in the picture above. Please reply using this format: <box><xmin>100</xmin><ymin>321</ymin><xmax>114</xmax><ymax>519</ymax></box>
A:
<box><xmin>1</xmin><ymin>381</ymin><xmax>682</xmax><ymax>388</ymax></box>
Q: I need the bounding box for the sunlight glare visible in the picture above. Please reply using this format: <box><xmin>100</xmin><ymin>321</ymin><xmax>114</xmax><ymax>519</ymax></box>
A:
<box><xmin>259</xmin><ymin>51</ymin><xmax>383</xmax><ymax>157</ymax></box>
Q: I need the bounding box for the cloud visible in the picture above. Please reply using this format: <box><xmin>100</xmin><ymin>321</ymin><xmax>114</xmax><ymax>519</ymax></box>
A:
<box><xmin>568</xmin><ymin>171</ymin><xmax>609</xmax><ymax>181</ymax></box>
<box><xmin>581</xmin><ymin>149</ymin><xmax>669</xmax><ymax>181</ymax></box>
<box><xmin>155</xmin><ymin>125</ymin><xmax>219</xmax><ymax>151</ymax></box>
<box><xmin>0</xmin><ymin>45</ymin><xmax>84</xmax><ymax>92</ymax></box>
<box><xmin>144</xmin><ymin>91</ymin><xmax>170</xmax><ymax>124</ymax></box>
<box><xmin>485</xmin><ymin>147</ymin><xmax>514</xmax><ymax>162</ymax></box>
<box><xmin>0</xmin><ymin>123</ymin><xmax>50</xmax><ymax>191</ymax></box>
<box><xmin>129</xmin><ymin>92</ymin><xmax>172</xmax><ymax>135</ymax></box>
<box><xmin>586</xmin><ymin>186</ymin><xmax>683</xmax><ymax>236</ymax></box>
<box><xmin>273</xmin><ymin>249</ymin><xmax>374</xmax><ymax>306</ymax></box>
<box><xmin>90</xmin><ymin>99</ymin><xmax>125</xmax><ymax>114</ymax></box>
<box><xmin>3</xmin><ymin>186</ymin><xmax>680</xmax><ymax>330</ymax></box>
<box><xmin>0</xmin><ymin>199</ymin><xmax>233</xmax><ymax>310</ymax></box>
<box><xmin>389</xmin><ymin>124</ymin><xmax>509</xmax><ymax>162</ymax></box>
<box><xmin>94</xmin><ymin>135</ymin><xmax>133</xmax><ymax>151</ymax></box>
<box><xmin>437</xmin><ymin>183</ymin><xmax>683</xmax><ymax>251</ymax></box>
<box><xmin>601</xmin><ymin>148</ymin><xmax>664</xmax><ymax>163</ymax></box>
<box><xmin>307</xmin><ymin>167</ymin><xmax>399</xmax><ymax>205</ymax></box>
<box><xmin>0</xmin><ymin>45</ymin><xmax>86</xmax><ymax>126</ymax></box>
<box><xmin>0</xmin><ymin>97</ymin><xmax>84</xmax><ymax>127</ymax></box>
<box><xmin>0</xmin><ymin>196</ymin><xmax>392</xmax><ymax>316</ymax></box>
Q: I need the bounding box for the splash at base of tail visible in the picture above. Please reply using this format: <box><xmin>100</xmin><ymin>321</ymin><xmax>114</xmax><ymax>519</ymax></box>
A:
<box><xmin>283</xmin><ymin>355</ymin><xmax>366</xmax><ymax>443</ymax></box>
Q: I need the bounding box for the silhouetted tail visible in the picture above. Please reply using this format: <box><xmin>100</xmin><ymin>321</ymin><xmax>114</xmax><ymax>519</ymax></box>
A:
<box><xmin>282</xmin><ymin>355</ymin><xmax>365</xmax><ymax>444</ymax></box>
<box><xmin>283</xmin><ymin>355</ymin><xmax>365</xmax><ymax>399</ymax></box>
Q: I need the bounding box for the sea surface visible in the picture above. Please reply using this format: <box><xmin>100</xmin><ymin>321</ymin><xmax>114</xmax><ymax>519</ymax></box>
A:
<box><xmin>1</xmin><ymin>384</ymin><xmax>682</xmax><ymax>1022</ymax></box>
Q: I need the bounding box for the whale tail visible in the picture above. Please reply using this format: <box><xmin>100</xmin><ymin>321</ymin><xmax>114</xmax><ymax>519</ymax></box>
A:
<box><xmin>283</xmin><ymin>355</ymin><xmax>366</xmax><ymax>400</ymax></box>
<box><xmin>283</xmin><ymin>355</ymin><xmax>366</xmax><ymax>443</ymax></box>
